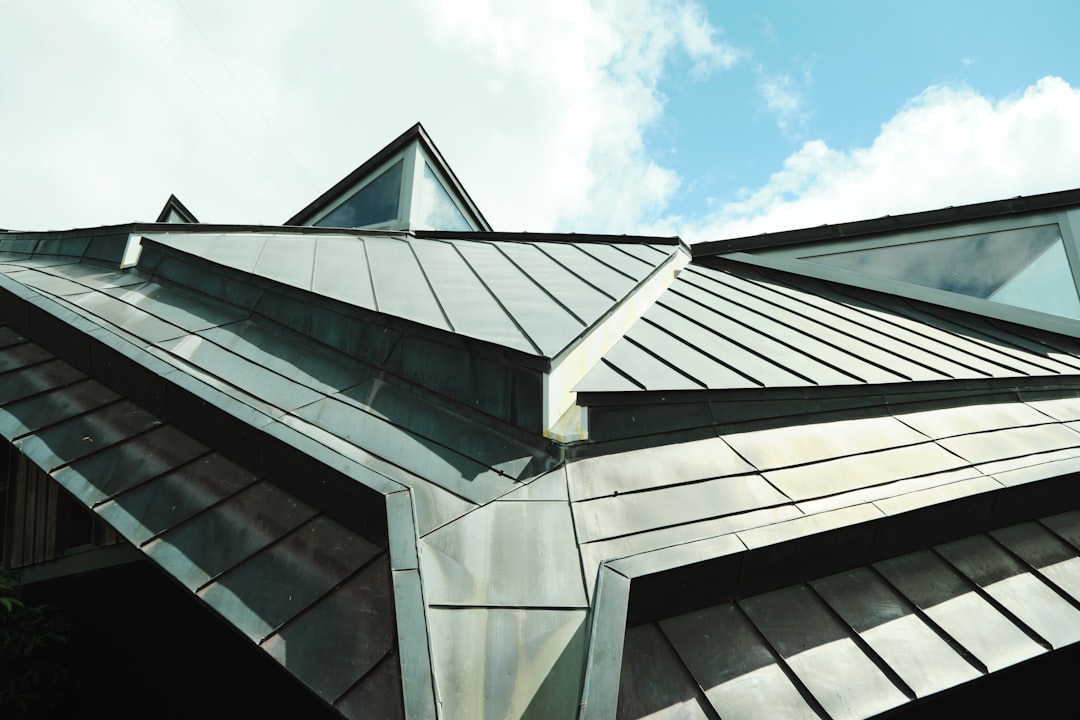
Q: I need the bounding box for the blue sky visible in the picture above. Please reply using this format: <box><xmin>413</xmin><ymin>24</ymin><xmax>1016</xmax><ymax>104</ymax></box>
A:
<box><xmin>2</xmin><ymin>1</ymin><xmax>1079</xmax><ymax>241</ymax></box>
<box><xmin>653</xmin><ymin>1</ymin><xmax>1080</xmax><ymax>221</ymax></box>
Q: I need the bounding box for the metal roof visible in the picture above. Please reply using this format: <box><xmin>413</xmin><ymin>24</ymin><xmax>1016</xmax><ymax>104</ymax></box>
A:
<box><xmin>6</xmin><ymin>178</ymin><xmax>1080</xmax><ymax>718</ymax></box>
<box><xmin>620</xmin><ymin>511</ymin><xmax>1080</xmax><ymax>719</ymax></box>
<box><xmin>143</xmin><ymin>229</ymin><xmax>679</xmax><ymax>360</ymax></box>
<box><xmin>0</xmin><ymin>330</ymin><xmax>403</xmax><ymax>716</ymax></box>
<box><xmin>577</xmin><ymin>260</ymin><xmax>1080</xmax><ymax>395</ymax></box>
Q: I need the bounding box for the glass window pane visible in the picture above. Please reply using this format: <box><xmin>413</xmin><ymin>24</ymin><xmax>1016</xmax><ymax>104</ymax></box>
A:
<box><xmin>804</xmin><ymin>224</ymin><xmax>1080</xmax><ymax>320</ymax></box>
<box><xmin>414</xmin><ymin>163</ymin><xmax>472</xmax><ymax>232</ymax></box>
<box><xmin>315</xmin><ymin>159</ymin><xmax>403</xmax><ymax>228</ymax></box>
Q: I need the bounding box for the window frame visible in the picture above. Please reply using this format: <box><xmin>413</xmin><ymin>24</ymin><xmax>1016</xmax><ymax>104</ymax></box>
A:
<box><xmin>306</xmin><ymin>142</ymin><xmax>483</xmax><ymax>232</ymax></box>
<box><xmin>307</xmin><ymin>150</ymin><xmax>412</xmax><ymax>231</ymax></box>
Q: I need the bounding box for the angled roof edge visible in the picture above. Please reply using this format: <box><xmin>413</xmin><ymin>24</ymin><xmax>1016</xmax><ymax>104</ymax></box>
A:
<box><xmin>576</xmin><ymin>375</ymin><xmax>1080</xmax><ymax>409</ymax></box>
<box><xmin>286</xmin><ymin>122</ymin><xmax>493</xmax><ymax>231</ymax></box>
<box><xmin>155</xmin><ymin>193</ymin><xmax>199</xmax><ymax>224</ymax></box>
<box><xmin>694</xmin><ymin>187</ymin><xmax>1080</xmax><ymax>256</ymax></box>
<box><xmin>414</xmin><ymin>230</ymin><xmax>683</xmax><ymax>246</ymax></box>
<box><xmin>543</xmin><ymin>244</ymin><xmax>690</xmax><ymax>439</ymax></box>
<box><xmin>138</xmin><ymin>236</ymin><xmax>553</xmax><ymax>370</ymax></box>
<box><xmin>5</xmin><ymin>222</ymin><xmax>683</xmax><ymax>246</ymax></box>
<box><xmin>2</xmin><ymin>223</ymin><xmax>407</xmax><ymax>243</ymax></box>
<box><xmin>577</xmin><ymin>475</ymin><xmax>1080</xmax><ymax>718</ymax></box>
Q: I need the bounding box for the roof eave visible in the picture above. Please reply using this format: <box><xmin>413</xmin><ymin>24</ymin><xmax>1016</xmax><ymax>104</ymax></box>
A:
<box><xmin>694</xmin><ymin>187</ymin><xmax>1080</xmax><ymax>257</ymax></box>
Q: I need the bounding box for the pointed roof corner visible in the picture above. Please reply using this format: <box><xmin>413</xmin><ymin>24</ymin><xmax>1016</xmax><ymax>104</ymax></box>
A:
<box><xmin>155</xmin><ymin>194</ymin><xmax>199</xmax><ymax>224</ymax></box>
<box><xmin>286</xmin><ymin>123</ymin><xmax>492</xmax><ymax>232</ymax></box>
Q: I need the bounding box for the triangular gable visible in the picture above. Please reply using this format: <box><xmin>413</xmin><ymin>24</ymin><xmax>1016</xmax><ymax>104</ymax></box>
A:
<box><xmin>697</xmin><ymin>190</ymin><xmax>1080</xmax><ymax>339</ymax></box>
<box><xmin>287</xmin><ymin>123</ymin><xmax>491</xmax><ymax>232</ymax></box>
<box><xmin>155</xmin><ymin>194</ymin><xmax>199</xmax><ymax>224</ymax></box>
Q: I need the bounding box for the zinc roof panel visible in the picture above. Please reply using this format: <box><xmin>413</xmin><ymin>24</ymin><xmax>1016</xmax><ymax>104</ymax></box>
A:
<box><xmin>364</xmin><ymin>237</ymin><xmax>450</xmax><ymax>332</ymax></box>
<box><xmin>687</xmin><ymin>268</ymin><xmax>947</xmax><ymax>383</ymax></box>
<box><xmin>673</xmin><ymin>279</ymin><xmax>899</xmax><ymax>385</ymax></box>
<box><xmin>532</xmin><ymin>242</ymin><xmax>638</xmax><ymax>298</ymax></box>
<box><xmin>253</xmin><ymin>236</ymin><xmax>316</xmax><ymax>290</ymax></box>
<box><xmin>311</xmin><ymin>236</ymin><xmax>377</xmax><ymax>308</ymax></box>
<box><xmin>737</xmin><ymin>268</ymin><xmax>1004</xmax><ymax>380</ymax></box>
<box><xmin>407</xmin><ymin>239</ymin><xmax>536</xmax><ymax>354</ymax></box>
<box><xmin>567</xmin><ymin>435</ymin><xmax>754</xmax><ymax>501</ymax></box>
<box><xmin>763</xmin><ymin>443</ymin><xmax>969</xmax><ymax>502</ymax></box>
<box><xmin>495</xmin><ymin>241</ymin><xmax>615</xmax><ymax>326</ymax></box>
<box><xmin>572</xmin><ymin>472</ymin><xmax>787</xmax><ymax>543</ymax></box>
<box><xmin>450</xmin><ymin>239</ymin><xmax>583</xmax><ymax>356</ymax></box>
<box><xmin>725</xmin><ymin>414</ymin><xmax>927</xmax><ymax>471</ymax></box>
<box><xmin>658</xmin><ymin>292</ymin><xmax>857</xmax><ymax>387</ymax></box>
<box><xmin>600</xmin><ymin>336</ymin><xmax>705</xmax><ymax>391</ymax></box>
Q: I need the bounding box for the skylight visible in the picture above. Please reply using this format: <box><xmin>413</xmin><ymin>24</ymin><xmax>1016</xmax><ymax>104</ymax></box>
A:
<box><xmin>803</xmin><ymin>224</ymin><xmax>1080</xmax><ymax>320</ymax></box>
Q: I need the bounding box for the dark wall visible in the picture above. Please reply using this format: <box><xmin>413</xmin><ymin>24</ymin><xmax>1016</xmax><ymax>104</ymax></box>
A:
<box><xmin>20</xmin><ymin>560</ymin><xmax>340</xmax><ymax>720</ymax></box>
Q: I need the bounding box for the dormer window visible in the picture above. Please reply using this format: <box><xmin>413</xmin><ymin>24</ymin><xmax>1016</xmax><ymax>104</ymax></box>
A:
<box><xmin>155</xmin><ymin>194</ymin><xmax>199</xmax><ymax>224</ymax></box>
<box><xmin>289</xmin><ymin>123</ymin><xmax>490</xmax><ymax>232</ymax></box>
<box><xmin>313</xmin><ymin>159</ymin><xmax>404</xmax><ymax>230</ymax></box>
<box><xmin>414</xmin><ymin>162</ymin><xmax>471</xmax><ymax>232</ymax></box>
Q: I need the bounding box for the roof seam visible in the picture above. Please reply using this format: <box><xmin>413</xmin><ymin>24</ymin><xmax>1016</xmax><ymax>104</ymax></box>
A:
<box><xmin>638</xmin><ymin>315</ymin><xmax>766</xmax><ymax>389</ymax></box>
<box><xmin>486</xmin><ymin>240</ymin><xmax>589</xmax><ymax>327</ymax></box>
<box><xmin>666</xmin><ymin>284</ymin><xmax>868</xmax><ymax>385</ymax></box>
<box><xmin>404</xmin><ymin>237</ymin><xmax>455</xmax><ymax>334</ymax></box>
<box><xmin>729</xmin><ymin>267</ymin><xmax>990</xmax><ymax>382</ymax></box>
<box><xmin>531</xmin><ymin>242</ymin><xmax>618</xmax><ymax>301</ymax></box>
<box><xmin>444</xmin><ymin>238</ymin><xmax>543</xmax><ymax>356</ymax></box>
<box><xmin>685</xmin><ymin>268</ymin><xmax>924</xmax><ymax>383</ymax></box>
<box><xmin>361</xmin><ymin>237</ymin><xmax>380</xmax><ymax>313</ymax></box>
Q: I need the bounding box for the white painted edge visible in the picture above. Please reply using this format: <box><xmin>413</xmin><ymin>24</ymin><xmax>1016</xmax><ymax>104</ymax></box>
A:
<box><xmin>543</xmin><ymin>245</ymin><xmax>690</xmax><ymax>439</ymax></box>
<box><xmin>121</xmin><ymin>233</ymin><xmax>144</xmax><ymax>268</ymax></box>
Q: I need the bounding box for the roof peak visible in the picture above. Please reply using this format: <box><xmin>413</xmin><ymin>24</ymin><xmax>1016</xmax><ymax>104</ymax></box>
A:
<box><xmin>285</xmin><ymin>122</ymin><xmax>492</xmax><ymax>233</ymax></box>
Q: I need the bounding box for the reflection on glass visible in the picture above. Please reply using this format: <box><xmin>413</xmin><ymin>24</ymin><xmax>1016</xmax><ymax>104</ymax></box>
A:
<box><xmin>315</xmin><ymin>160</ymin><xmax>403</xmax><ymax>228</ymax></box>
<box><xmin>804</xmin><ymin>224</ymin><xmax>1080</xmax><ymax>320</ymax></box>
<box><xmin>414</xmin><ymin>163</ymin><xmax>472</xmax><ymax>232</ymax></box>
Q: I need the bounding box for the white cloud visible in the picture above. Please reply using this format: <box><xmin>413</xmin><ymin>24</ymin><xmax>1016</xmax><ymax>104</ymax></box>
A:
<box><xmin>677</xmin><ymin>77</ymin><xmax>1080</xmax><ymax>242</ymax></box>
<box><xmin>0</xmin><ymin>0</ymin><xmax>739</xmax><ymax>234</ymax></box>
<box><xmin>755</xmin><ymin>53</ymin><xmax>814</xmax><ymax>138</ymax></box>
<box><xmin>3</xmin><ymin>3</ymin><xmax>1074</xmax><ymax>249</ymax></box>
<box><xmin>758</xmin><ymin>72</ymin><xmax>807</xmax><ymax>137</ymax></box>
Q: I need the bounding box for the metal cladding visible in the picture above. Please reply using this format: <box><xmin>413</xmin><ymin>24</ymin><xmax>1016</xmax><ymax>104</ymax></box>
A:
<box><xmin>623</xmin><ymin>512</ymin><xmax>1080</xmax><ymax>720</ymax></box>
<box><xmin>5</xmin><ymin>183</ymin><xmax>1080</xmax><ymax>719</ymax></box>
<box><xmin>143</xmin><ymin>230</ymin><xmax>675</xmax><ymax>359</ymax></box>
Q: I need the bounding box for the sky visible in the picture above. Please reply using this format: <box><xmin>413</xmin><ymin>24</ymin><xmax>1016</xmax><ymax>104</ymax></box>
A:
<box><xmin>2</xmin><ymin>1</ymin><xmax>1080</xmax><ymax>242</ymax></box>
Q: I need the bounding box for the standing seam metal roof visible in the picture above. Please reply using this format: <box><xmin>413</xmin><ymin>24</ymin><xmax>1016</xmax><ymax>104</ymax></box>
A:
<box><xmin>576</xmin><ymin>260</ymin><xmax>1080</xmax><ymax>394</ymax></box>
<box><xmin>143</xmin><ymin>230</ymin><xmax>678</xmax><ymax>360</ymax></box>
<box><xmin>7</xmin><ymin>186</ymin><xmax>1080</xmax><ymax>720</ymax></box>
